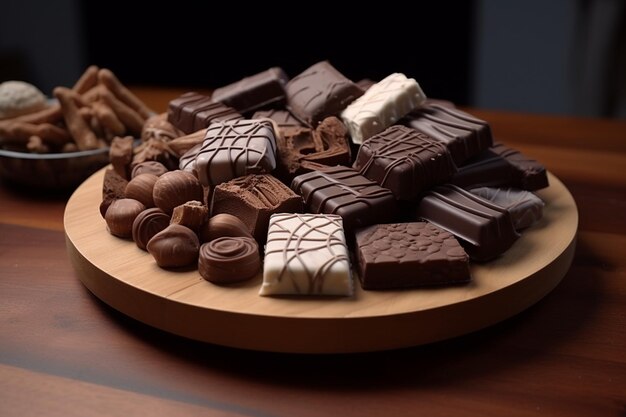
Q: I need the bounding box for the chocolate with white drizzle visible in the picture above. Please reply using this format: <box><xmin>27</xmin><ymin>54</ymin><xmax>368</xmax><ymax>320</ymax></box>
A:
<box><xmin>260</xmin><ymin>213</ymin><xmax>352</xmax><ymax>296</ymax></box>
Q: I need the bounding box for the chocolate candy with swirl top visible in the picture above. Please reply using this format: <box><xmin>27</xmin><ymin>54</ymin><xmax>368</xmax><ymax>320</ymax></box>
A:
<box><xmin>198</xmin><ymin>237</ymin><xmax>261</xmax><ymax>284</ymax></box>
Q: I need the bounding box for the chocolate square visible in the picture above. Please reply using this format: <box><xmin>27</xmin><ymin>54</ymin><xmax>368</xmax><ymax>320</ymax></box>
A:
<box><xmin>211</xmin><ymin>174</ymin><xmax>303</xmax><ymax>243</ymax></box>
<box><xmin>179</xmin><ymin>119</ymin><xmax>278</xmax><ymax>187</ymax></box>
<box><xmin>167</xmin><ymin>92</ymin><xmax>243</xmax><ymax>134</ymax></box>
<box><xmin>355</xmin><ymin>222</ymin><xmax>470</xmax><ymax>290</ymax></box>
<box><xmin>416</xmin><ymin>184</ymin><xmax>520</xmax><ymax>261</ymax></box>
<box><xmin>286</xmin><ymin>61</ymin><xmax>363</xmax><ymax>126</ymax></box>
<box><xmin>291</xmin><ymin>165</ymin><xmax>396</xmax><ymax>235</ymax></box>
<box><xmin>403</xmin><ymin>104</ymin><xmax>493</xmax><ymax>165</ymax></box>
<box><xmin>353</xmin><ymin>125</ymin><xmax>457</xmax><ymax>200</ymax></box>
<box><xmin>211</xmin><ymin>67</ymin><xmax>289</xmax><ymax>114</ymax></box>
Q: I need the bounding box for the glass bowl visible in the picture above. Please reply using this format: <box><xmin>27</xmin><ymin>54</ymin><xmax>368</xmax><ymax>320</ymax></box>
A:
<box><xmin>0</xmin><ymin>146</ymin><xmax>110</xmax><ymax>190</ymax></box>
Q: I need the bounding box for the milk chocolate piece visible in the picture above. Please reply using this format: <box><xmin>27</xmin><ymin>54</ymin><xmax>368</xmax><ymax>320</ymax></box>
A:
<box><xmin>179</xmin><ymin>119</ymin><xmax>278</xmax><ymax>187</ymax></box>
<box><xmin>211</xmin><ymin>67</ymin><xmax>289</xmax><ymax>114</ymax></box>
<box><xmin>131</xmin><ymin>161</ymin><xmax>169</xmax><ymax>178</ymax></box>
<box><xmin>416</xmin><ymin>184</ymin><xmax>520</xmax><ymax>261</ymax></box>
<box><xmin>100</xmin><ymin>168</ymin><xmax>128</xmax><ymax>217</ymax></box>
<box><xmin>171</xmin><ymin>200</ymin><xmax>209</xmax><ymax>232</ymax></box>
<box><xmin>141</xmin><ymin>113</ymin><xmax>183</xmax><ymax>143</ymax></box>
<box><xmin>356</xmin><ymin>78</ymin><xmax>376</xmax><ymax>91</ymax></box>
<box><xmin>291</xmin><ymin>165</ymin><xmax>396</xmax><ymax>235</ymax></box>
<box><xmin>353</xmin><ymin>125</ymin><xmax>457</xmax><ymax>200</ymax></box>
<box><xmin>286</xmin><ymin>61</ymin><xmax>363</xmax><ymax>126</ymax></box>
<box><xmin>131</xmin><ymin>138</ymin><xmax>179</xmax><ymax>171</ymax></box>
<box><xmin>152</xmin><ymin>170</ymin><xmax>204</xmax><ymax>215</ymax></box>
<box><xmin>167</xmin><ymin>92</ymin><xmax>243</xmax><ymax>134</ymax></box>
<box><xmin>198</xmin><ymin>237</ymin><xmax>261</xmax><ymax>284</ymax></box>
<box><xmin>356</xmin><ymin>222</ymin><xmax>470</xmax><ymax>290</ymax></box>
<box><xmin>211</xmin><ymin>174</ymin><xmax>303</xmax><ymax>243</ymax></box>
<box><xmin>341</xmin><ymin>73</ymin><xmax>426</xmax><ymax>144</ymax></box>
<box><xmin>105</xmin><ymin>198</ymin><xmax>146</xmax><ymax>238</ymax></box>
<box><xmin>252</xmin><ymin>109</ymin><xmax>303</xmax><ymax>128</ymax></box>
<box><xmin>131</xmin><ymin>207</ymin><xmax>171</xmax><ymax>250</ymax></box>
<box><xmin>490</xmin><ymin>143</ymin><xmax>549</xmax><ymax>191</ymax></box>
<box><xmin>199</xmin><ymin>213</ymin><xmax>253</xmax><ymax>243</ymax></box>
<box><xmin>109</xmin><ymin>135</ymin><xmax>134</xmax><ymax>179</ymax></box>
<box><xmin>450</xmin><ymin>150</ymin><xmax>514</xmax><ymax>189</ymax></box>
<box><xmin>470</xmin><ymin>187</ymin><xmax>544</xmax><ymax>230</ymax></box>
<box><xmin>275</xmin><ymin>117</ymin><xmax>350</xmax><ymax>181</ymax></box>
<box><xmin>403</xmin><ymin>104</ymin><xmax>493</xmax><ymax>165</ymax></box>
<box><xmin>146</xmin><ymin>224</ymin><xmax>200</xmax><ymax>268</ymax></box>
<box><xmin>260</xmin><ymin>213</ymin><xmax>353</xmax><ymax>296</ymax></box>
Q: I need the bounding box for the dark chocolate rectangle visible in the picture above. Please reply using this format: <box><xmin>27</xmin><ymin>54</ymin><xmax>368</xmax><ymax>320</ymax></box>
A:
<box><xmin>490</xmin><ymin>143</ymin><xmax>549</xmax><ymax>191</ymax></box>
<box><xmin>167</xmin><ymin>92</ymin><xmax>242</xmax><ymax>134</ymax></box>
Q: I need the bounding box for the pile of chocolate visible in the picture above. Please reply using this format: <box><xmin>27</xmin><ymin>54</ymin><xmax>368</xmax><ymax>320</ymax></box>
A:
<box><xmin>101</xmin><ymin>61</ymin><xmax>547</xmax><ymax>297</ymax></box>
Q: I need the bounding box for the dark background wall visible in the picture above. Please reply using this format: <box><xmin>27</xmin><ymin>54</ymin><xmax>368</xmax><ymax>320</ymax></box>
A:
<box><xmin>1</xmin><ymin>0</ymin><xmax>624</xmax><ymax>118</ymax></box>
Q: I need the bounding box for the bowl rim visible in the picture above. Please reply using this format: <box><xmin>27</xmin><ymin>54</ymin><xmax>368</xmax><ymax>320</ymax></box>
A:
<box><xmin>0</xmin><ymin>146</ymin><xmax>109</xmax><ymax>160</ymax></box>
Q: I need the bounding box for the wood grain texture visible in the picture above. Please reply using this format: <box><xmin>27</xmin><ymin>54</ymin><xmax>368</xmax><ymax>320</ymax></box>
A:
<box><xmin>1</xmin><ymin>88</ymin><xmax>625</xmax><ymax>416</ymax></box>
<box><xmin>64</xmin><ymin>170</ymin><xmax>577</xmax><ymax>352</ymax></box>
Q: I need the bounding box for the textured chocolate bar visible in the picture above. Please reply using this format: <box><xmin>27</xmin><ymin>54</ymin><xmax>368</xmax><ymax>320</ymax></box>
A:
<box><xmin>356</xmin><ymin>222</ymin><xmax>470</xmax><ymax>290</ymax></box>
<box><xmin>211</xmin><ymin>174</ymin><xmax>303</xmax><ymax>243</ymax></box>
<box><xmin>211</xmin><ymin>67</ymin><xmax>289</xmax><ymax>114</ymax></box>
<box><xmin>179</xmin><ymin>119</ymin><xmax>278</xmax><ymax>187</ymax></box>
<box><xmin>353</xmin><ymin>125</ymin><xmax>457</xmax><ymax>200</ymax></box>
<box><xmin>286</xmin><ymin>61</ymin><xmax>363</xmax><ymax>126</ymax></box>
<box><xmin>403</xmin><ymin>104</ymin><xmax>492</xmax><ymax>165</ymax></box>
<box><xmin>470</xmin><ymin>187</ymin><xmax>544</xmax><ymax>230</ymax></box>
<box><xmin>490</xmin><ymin>143</ymin><xmax>549</xmax><ymax>190</ymax></box>
<box><xmin>416</xmin><ymin>184</ymin><xmax>520</xmax><ymax>261</ymax></box>
<box><xmin>341</xmin><ymin>73</ymin><xmax>426</xmax><ymax>144</ymax></box>
<box><xmin>167</xmin><ymin>92</ymin><xmax>243</xmax><ymax>134</ymax></box>
<box><xmin>291</xmin><ymin>165</ymin><xmax>395</xmax><ymax>235</ymax></box>
<box><xmin>260</xmin><ymin>213</ymin><xmax>353</xmax><ymax>296</ymax></box>
<box><xmin>252</xmin><ymin>109</ymin><xmax>303</xmax><ymax>128</ymax></box>
<box><xmin>275</xmin><ymin>117</ymin><xmax>350</xmax><ymax>181</ymax></box>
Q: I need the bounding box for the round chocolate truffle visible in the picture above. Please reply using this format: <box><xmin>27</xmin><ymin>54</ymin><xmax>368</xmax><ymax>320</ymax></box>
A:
<box><xmin>146</xmin><ymin>224</ymin><xmax>200</xmax><ymax>268</ymax></box>
<box><xmin>153</xmin><ymin>170</ymin><xmax>204</xmax><ymax>214</ymax></box>
<box><xmin>198</xmin><ymin>237</ymin><xmax>260</xmax><ymax>284</ymax></box>
<box><xmin>131</xmin><ymin>208</ymin><xmax>171</xmax><ymax>250</ymax></box>
<box><xmin>105</xmin><ymin>199</ymin><xmax>146</xmax><ymax>238</ymax></box>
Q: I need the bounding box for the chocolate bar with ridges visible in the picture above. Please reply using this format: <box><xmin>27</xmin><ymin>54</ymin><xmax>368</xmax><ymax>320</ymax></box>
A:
<box><xmin>178</xmin><ymin>119</ymin><xmax>277</xmax><ymax>187</ymax></box>
<box><xmin>286</xmin><ymin>61</ymin><xmax>363</xmax><ymax>126</ymax></box>
<box><xmin>450</xmin><ymin>150</ymin><xmax>514</xmax><ymax>189</ymax></box>
<box><xmin>291</xmin><ymin>165</ymin><xmax>395</xmax><ymax>235</ymax></box>
<box><xmin>211</xmin><ymin>67</ymin><xmax>289</xmax><ymax>114</ymax></box>
<box><xmin>416</xmin><ymin>184</ymin><xmax>520</xmax><ymax>261</ymax></box>
<box><xmin>167</xmin><ymin>92</ymin><xmax>242</xmax><ymax>134</ymax></box>
<box><xmin>403</xmin><ymin>104</ymin><xmax>493</xmax><ymax>165</ymax></box>
<box><xmin>354</xmin><ymin>125</ymin><xmax>457</xmax><ymax>200</ymax></box>
<box><xmin>470</xmin><ymin>186</ymin><xmax>544</xmax><ymax>230</ymax></box>
<box><xmin>356</xmin><ymin>222</ymin><xmax>470</xmax><ymax>290</ymax></box>
<box><xmin>490</xmin><ymin>143</ymin><xmax>549</xmax><ymax>190</ymax></box>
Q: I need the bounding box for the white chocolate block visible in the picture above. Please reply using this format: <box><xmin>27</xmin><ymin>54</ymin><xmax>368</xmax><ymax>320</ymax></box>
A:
<box><xmin>260</xmin><ymin>213</ymin><xmax>353</xmax><ymax>296</ymax></box>
<box><xmin>341</xmin><ymin>73</ymin><xmax>426</xmax><ymax>144</ymax></box>
<box><xmin>470</xmin><ymin>187</ymin><xmax>544</xmax><ymax>230</ymax></box>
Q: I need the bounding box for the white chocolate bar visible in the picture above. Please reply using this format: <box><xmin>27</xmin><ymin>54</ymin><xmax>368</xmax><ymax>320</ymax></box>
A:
<box><xmin>470</xmin><ymin>187</ymin><xmax>544</xmax><ymax>230</ymax></box>
<box><xmin>341</xmin><ymin>73</ymin><xmax>426</xmax><ymax>144</ymax></box>
<box><xmin>260</xmin><ymin>213</ymin><xmax>353</xmax><ymax>296</ymax></box>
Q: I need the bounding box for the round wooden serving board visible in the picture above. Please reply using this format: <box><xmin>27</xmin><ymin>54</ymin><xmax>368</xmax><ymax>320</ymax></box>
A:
<box><xmin>64</xmin><ymin>168</ymin><xmax>577</xmax><ymax>353</ymax></box>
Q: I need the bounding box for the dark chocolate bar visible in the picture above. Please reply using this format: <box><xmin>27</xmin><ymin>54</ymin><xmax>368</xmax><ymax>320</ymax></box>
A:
<box><xmin>291</xmin><ymin>165</ymin><xmax>395</xmax><ymax>235</ymax></box>
<box><xmin>450</xmin><ymin>150</ymin><xmax>514</xmax><ymax>189</ymax></box>
<box><xmin>211</xmin><ymin>67</ymin><xmax>289</xmax><ymax>114</ymax></box>
<box><xmin>403</xmin><ymin>104</ymin><xmax>492</xmax><ymax>165</ymax></box>
<box><xmin>286</xmin><ymin>61</ymin><xmax>363</xmax><ymax>126</ymax></box>
<box><xmin>353</xmin><ymin>125</ymin><xmax>457</xmax><ymax>200</ymax></box>
<box><xmin>490</xmin><ymin>143</ymin><xmax>549</xmax><ymax>190</ymax></box>
<box><xmin>416</xmin><ymin>184</ymin><xmax>520</xmax><ymax>261</ymax></box>
<box><xmin>355</xmin><ymin>222</ymin><xmax>470</xmax><ymax>290</ymax></box>
<box><xmin>167</xmin><ymin>92</ymin><xmax>242</xmax><ymax>134</ymax></box>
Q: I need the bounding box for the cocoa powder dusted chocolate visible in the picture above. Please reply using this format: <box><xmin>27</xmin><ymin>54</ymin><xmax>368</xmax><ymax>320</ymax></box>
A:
<box><xmin>198</xmin><ymin>237</ymin><xmax>260</xmax><ymax>284</ymax></box>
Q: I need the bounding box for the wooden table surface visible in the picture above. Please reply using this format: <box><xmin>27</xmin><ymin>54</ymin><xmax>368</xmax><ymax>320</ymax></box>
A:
<box><xmin>1</xmin><ymin>88</ymin><xmax>625</xmax><ymax>417</ymax></box>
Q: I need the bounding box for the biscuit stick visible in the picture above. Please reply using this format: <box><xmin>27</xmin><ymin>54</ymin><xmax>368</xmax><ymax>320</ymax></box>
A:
<box><xmin>54</xmin><ymin>87</ymin><xmax>99</xmax><ymax>150</ymax></box>
<box><xmin>72</xmin><ymin>65</ymin><xmax>99</xmax><ymax>94</ymax></box>
<box><xmin>98</xmin><ymin>68</ymin><xmax>153</xmax><ymax>119</ymax></box>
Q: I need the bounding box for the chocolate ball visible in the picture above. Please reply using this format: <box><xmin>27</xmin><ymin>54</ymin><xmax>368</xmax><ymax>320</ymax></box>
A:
<box><xmin>153</xmin><ymin>170</ymin><xmax>204</xmax><ymax>214</ymax></box>
<box><xmin>146</xmin><ymin>224</ymin><xmax>200</xmax><ymax>268</ymax></box>
<box><xmin>105</xmin><ymin>198</ymin><xmax>146</xmax><ymax>238</ymax></box>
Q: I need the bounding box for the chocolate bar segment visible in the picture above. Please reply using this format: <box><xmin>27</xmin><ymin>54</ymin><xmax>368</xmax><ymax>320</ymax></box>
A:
<box><xmin>341</xmin><ymin>73</ymin><xmax>426</xmax><ymax>144</ymax></box>
<box><xmin>211</xmin><ymin>174</ymin><xmax>303</xmax><ymax>243</ymax></box>
<box><xmin>286</xmin><ymin>61</ymin><xmax>363</xmax><ymax>126</ymax></box>
<box><xmin>252</xmin><ymin>109</ymin><xmax>303</xmax><ymax>128</ymax></box>
<box><xmin>469</xmin><ymin>187</ymin><xmax>544</xmax><ymax>230</ymax></box>
<box><xmin>291</xmin><ymin>165</ymin><xmax>396</xmax><ymax>235</ymax></box>
<box><xmin>450</xmin><ymin>149</ymin><xmax>514</xmax><ymax>189</ymax></box>
<box><xmin>490</xmin><ymin>143</ymin><xmax>549</xmax><ymax>191</ymax></box>
<box><xmin>167</xmin><ymin>92</ymin><xmax>243</xmax><ymax>134</ymax></box>
<box><xmin>356</xmin><ymin>222</ymin><xmax>470</xmax><ymax>290</ymax></box>
<box><xmin>260</xmin><ymin>213</ymin><xmax>353</xmax><ymax>296</ymax></box>
<box><xmin>211</xmin><ymin>67</ymin><xmax>289</xmax><ymax>114</ymax></box>
<box><xmin>403</xmin><ymin>104</ymin><xmax>492</xmax><ymax>165</ymax></box>
<box><xmin>179</xmin><ymin>119</ymin><xmax>277</xmax><ymax>187</ymax></box>
<box><xmin>416</xmin><ymin>184</ymin><xmax>520</xmax><ymax>261</ymax></box>
<box><xmin>353</xmin><ymin>125</ymin><xmax>457</xmax><ymax>200</ymax></box>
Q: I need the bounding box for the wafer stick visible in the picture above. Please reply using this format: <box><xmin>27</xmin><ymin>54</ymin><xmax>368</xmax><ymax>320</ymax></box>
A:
<box><xmin>98</xmin><ymin>68</ymin><xmax>153</xmax><ymax>119</ymax></box>
<box><xmin>93</xmin><ymin>102</ymin><xmax>126</xmax><ymax>137</ymax></box>
<box><xmin>99</xmin><ymin>89</ymin><xmax>144</xmax><ymax>136</ymax></box>
<box><xmin>0</xmin><ymin>121</ymin><xmax>71</xmax><ymax>145</ymax></box>
<box><xmin>72</xmin><ymin>65</ymin><xmax>99</xmax><ymax>94</ymax></box>
<box><xmin>11</xmin><ymin>104</ymin><xmax>62</xmax><ymax>124</ymax></box>
<box><xmin>54</xmin><ymin>87</ymin><xmax>99</xmax><ymax>150</ymax></box>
